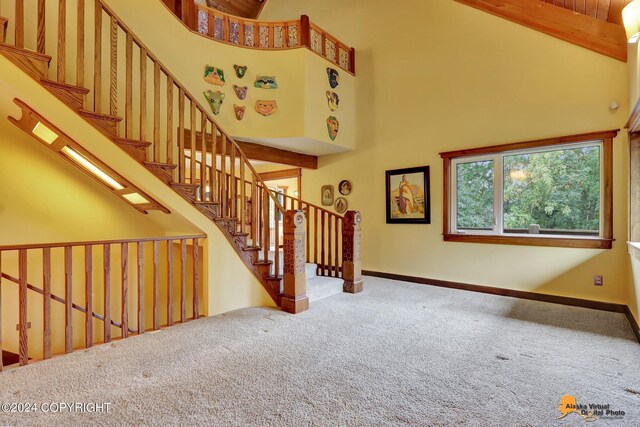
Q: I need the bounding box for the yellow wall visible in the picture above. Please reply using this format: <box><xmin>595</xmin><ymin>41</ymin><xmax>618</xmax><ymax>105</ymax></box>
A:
<box><xmin>0</xmin><ymin>46</ymin><xmax>274</xmax><ymax>358</ymax></box>
<box><xmin>262</xmin><ymin>0</ymin><xmax>631</xmax><ymax>305</ymax></box>
<box><xmin>99</xmin><ymin>0</ymin><xmax>356</xmax><ymax>152</ymax></box>
<box><xmin>628</xmin><ymin>41</ymin><xmax>640</xmax><ymax>325</ymax></box>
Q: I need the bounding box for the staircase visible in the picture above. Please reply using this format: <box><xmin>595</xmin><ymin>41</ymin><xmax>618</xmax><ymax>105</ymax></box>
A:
<box><xmin>0</xmin><ymin>0</ymin><xmax>362</xmax><ymax>314</ymax></box>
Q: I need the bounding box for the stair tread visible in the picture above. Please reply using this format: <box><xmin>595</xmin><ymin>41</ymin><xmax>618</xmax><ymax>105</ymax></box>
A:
<box><xmin>40</xmin><ymin>78</ymin><xmax>90</xmax><ymax>94</ymax></box>
<box><xmin>253</xmin><ymin>260</ymin><xmax>273</xmax><ymax>265</ymax></box>
<box><xmin>243</xmin><ymin>246</ymin><xmax>260</xmax><ymax>252</ymax></box>
<box><xmin>234</xmin><ymin>232</ymin><xmax>249</xmax><ymax>237</ymax></box>
<box><xmin>78</xmin><ymin>109</ymin><xmax>122</xmax><ymax>122</ymax></box>
<box><xmin>193</xmin><ymin>201</ymin><xmax>221</xmax><ymax>205</ymax></box>
<box><xmin>0</xmin><ymin>43</ymin><xmax>52</xmax><ymax>61</ymax></box>
<box><xmin>114</xmin><ymin>138</ymin><xmax>152</xmax><ymax>147</ymax></box>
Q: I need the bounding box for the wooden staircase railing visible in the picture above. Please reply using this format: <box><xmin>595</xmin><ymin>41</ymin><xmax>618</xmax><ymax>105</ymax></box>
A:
<box><xmin>276</xmin><ymin>190</ymin><xmax>342</xmax><ymax>278</ymax></box>
<box><xmin>0</xmin><ymin>235</ymin><xmax>204</xmax><ymax>370</ymax></box>
<box><xmin>165</xmin><ymin>0</ymin><xmax>356</xmax><ymax>74</ymax></box>
<box><xmin>0</xmin><ymin>0</ymin><xmax>362</xmax><ymax>313</ymax></box>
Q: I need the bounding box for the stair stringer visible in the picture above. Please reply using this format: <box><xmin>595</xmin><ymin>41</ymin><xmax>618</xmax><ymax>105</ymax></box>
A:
<box><xmin>0</xmin><ymin>54</ymin><xmax>276</xmax><ymax>316</ymax></box>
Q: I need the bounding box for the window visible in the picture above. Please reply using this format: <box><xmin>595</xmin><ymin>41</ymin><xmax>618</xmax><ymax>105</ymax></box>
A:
<box><xmin>440</xmin><ymin>130</ymin><xmax>617</xmax><ymax>249</ymax></box>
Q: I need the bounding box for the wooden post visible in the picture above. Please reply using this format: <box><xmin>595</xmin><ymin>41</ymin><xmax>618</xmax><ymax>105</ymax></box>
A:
<box><xmin>299</xmin><ymin>15</ymin><xmax>310</xmax><ymax>47</ymax></box>
<box><xmin>0</xmin><ymin>251</ymin><xmax>3</xmax><ymax>371</ymax></box>
<box><xmin>349</xmin><ymin>47</ymin><xmax>356</xmax><ymax>74</ymax></box>
<box><xmin>281</xmin><ymin>210</ymin><xmax>308</xmax><ymax>314</ymax></box>
<box><xmin>64</xmin><ymin>246</ymin><xmax>73</xmax><ymax>353</ymax></box>
<box><xmin>182</xmin><ymin>0</ymin><xmax>197</xmax><ymax>30</ymax></box>
<box><xmin>18</xmin><ymin>249</ymin><xmax>28</xmax><ymax>365</ymax></box>
<box><xmin>85</xmin><ymin>245</ymin><xmax>93</xmax><ymax>348</ymax></box>
<box><xmin>43</xmin><ymin>248</ymin><xmax>51</xmax><ymax>359</ymax></box>
<box><xmin>341</xmin><ymin>211</ymin><xmax>363</xmax><ymax>293</ymax></box>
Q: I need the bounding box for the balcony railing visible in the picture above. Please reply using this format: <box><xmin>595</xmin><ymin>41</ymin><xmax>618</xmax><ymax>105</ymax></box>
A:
<box><xmin>162</xmin><ymin>1</ymin><xmax>356</xmax><ymax>74</ymax></box>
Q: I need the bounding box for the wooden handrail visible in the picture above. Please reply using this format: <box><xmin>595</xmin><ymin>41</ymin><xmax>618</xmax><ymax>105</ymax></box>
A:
<box><xmin>0</xmin><ymin>235</ymin><xmax>206</xmax><ymax>251</ymax></box>
<box><xmin>188</xmin><ymin>2</ymin><xmax>355</xmax><ymax>74</ymax></box>
<box><xmin>1</xmin><ymin>0</ymin><xmax>357</xmax><ymax>294</ymax></box>
<box><xmin>0</xmin><ymin>235</ymin><xmax>202</xmax><ymax>368</ymax></box>
<box><xmin>92</xmin><ymin>0</ymin><xmax>287</xmax><ymax>217</ymax></box>
<box><xmin>274</xmin><ymin>189</ymin><xmax>344</xmax><ymax>219</ymax></box>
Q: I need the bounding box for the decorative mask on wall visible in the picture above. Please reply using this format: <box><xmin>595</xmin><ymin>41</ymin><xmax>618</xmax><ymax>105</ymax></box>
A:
<box><xmin>234</xmin><ymin>104</ymin><xmax>246</xmax><ymax>121</ymax></box>
<box><xmin>234</xmin><ymin>64</ymin><xmax>247</xmax><ymax>79</ymax></box>
<box><xmin>254</xmin><ymin>76</ymin><xmax>278</xmax><ymax>89</ymax></box>
<box><xmin>204</xmin><ymin>65</ymin><xmax>225</xmax><ymax>86</ymax></box>
<box><xmin>203</xmin><ymin>90</ymin><xmax>225</xmax><ymax>115</ymax></box>
<box><xmin>255</xmin><ymin>100</ymin><xmax>278</xmax><ymax>116</ymax></box>
<box><xmin>233</xmin><ymin>85</ymin><xmax>248</xmax><ymax>100</ymax></box>
<box><xmin>326</xmin><ymin>116</ymin><xmax>339</xmax><ymax>140</ymax></box>
<box><xmin>326</xmin><ymin>68</ymin><xmax>339</xmax><ymax>89</ymax></box>
<box><xmin>326</xmin><ymin>91</ymin><xmax>340</xmax><ymax>112</ymax></box>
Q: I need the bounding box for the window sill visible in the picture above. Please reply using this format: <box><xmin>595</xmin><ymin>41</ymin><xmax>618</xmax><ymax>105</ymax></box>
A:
<box><xmin>444</xmin><ymin>233</ymin><xmax>613</xmax><ymax>249</ymax></box>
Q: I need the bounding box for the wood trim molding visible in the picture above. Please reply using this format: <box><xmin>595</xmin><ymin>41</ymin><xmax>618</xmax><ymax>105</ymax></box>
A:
<box><xmin>626</xmin><ymin>97</ymin><xmax>640</xmax><ymax>133</ymax></box>
<box><xmin>625</xmin><ymin>306</ymin><xmax>640</xmax><ymax>343</ymax></box>
<box><xmin>363</xmin><ymin>269</ymin><xmax>639</xmax><ymax>343</ymax></box>
<box><xmin>454</xmin><ymin>0</ymin><xmax>628</xmax><ymax>62</ymax></box>
<box><xmin>259</xmin><ymin>168</ymin><xmax>301</xmax><ymax>180</ymax></box>
<box><xmin>441</xmin><ymin>131</ymin><xmax>616</xmax><ymax>249</ymax></box>
<box><xmin>444</xmin><ymin>233</ymin><xmax>613</xmax><ymax>249</ymax></box>
<box><xmin>260</xmin><ymin>168</ymin><xmax>303</xmax><ymax>204</ymax></box>
<box><xmin>439</xmin><ymin>129</ymin><xmax>619</xmax><ymax>158</ymax></box>
<box><xmin>362</xmin><ymin>270</ymin><xmax>628</xmax><ymax>312</ymax></box>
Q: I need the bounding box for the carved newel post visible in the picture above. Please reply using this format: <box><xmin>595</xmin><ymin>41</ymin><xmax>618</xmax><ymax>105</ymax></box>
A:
<box><xmin>342</xmin><ymin>210</ymin><xmax>363</xmax><ymax>293</ymax></box>
<box><xmin>282</xmin><ymin>210</ymin><xmax>309</xmax><ymax>314</ymax></box>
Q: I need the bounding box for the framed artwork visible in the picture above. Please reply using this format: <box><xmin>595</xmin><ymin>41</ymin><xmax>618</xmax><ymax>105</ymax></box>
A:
<box><xmin>338</xmin><ymin>180</ymin><xmax>352</xmax><ymax>195</ymax></box>
<box><xmin>321</xmin><ymin>185</ymin><xmax>334</xmax><ymax>206</ymax></box>
<box><xmin>385</xmin><ymin>166</ymin><xmax>430</xmax><ymax>224</ymax></box>
<box><xmin>335</xmin><ymin>197</ymin><xmax>348</xmax><ymax>214</ymax></box>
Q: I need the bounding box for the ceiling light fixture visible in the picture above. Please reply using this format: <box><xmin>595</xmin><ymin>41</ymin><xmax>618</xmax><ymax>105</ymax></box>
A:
<box><xmin>61</xmin><ymin>146</ymin><xmax>124</xmax><ymax>190</ymax></box>
<box><xmin>31</xmin><ymin>121</ymin><xmax>59</xmax><ymax>144</ymax></box>
<box><xmin>10</xmin><ymin>98</ymin><xmax>169</xmax><ymax>214</ymax></box>
<box><xmin>122</xmin><ymin>192</ymin><xmax>150</xmax><ymax>205</ymax></box>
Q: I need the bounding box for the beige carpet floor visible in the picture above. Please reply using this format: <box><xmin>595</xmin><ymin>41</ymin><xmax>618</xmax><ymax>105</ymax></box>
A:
<box><xmin>0</xmin><ymin>276</ymin><xmax>639</xmax><ymax>426</ymax></box>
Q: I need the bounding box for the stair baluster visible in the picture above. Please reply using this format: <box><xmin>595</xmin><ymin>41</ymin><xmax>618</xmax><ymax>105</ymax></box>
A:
<box><xmin>0</xmin><ymin>0</ymin><xmax>358</xmax><ymax>312</ymax></box>
<box><xmin>0</xmin><ymin>236</ymin><xmax>204</xmax><ymax>369</ymax></box>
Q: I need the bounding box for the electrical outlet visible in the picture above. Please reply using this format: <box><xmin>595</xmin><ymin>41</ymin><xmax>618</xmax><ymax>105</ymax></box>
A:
<box><xmin>593</xmin><ymin>275</ymin><xmax>604</xmax><ymax>286</ymax></box>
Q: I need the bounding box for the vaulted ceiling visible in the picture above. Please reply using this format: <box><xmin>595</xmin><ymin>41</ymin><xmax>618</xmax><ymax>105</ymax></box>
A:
<box><xmin>542</xmin><ymin>0</ymin><xmax>631</xmax><ymax>24</ymax></box>
<box><xmin>456</xmin><ymin>0</ymin><xmax>631</xmax><ymax>61</ymax></box>
<box><xmin>204</xmin><ymin>0</ymin><xmax>265</xmax><ymax>19</ymax></box>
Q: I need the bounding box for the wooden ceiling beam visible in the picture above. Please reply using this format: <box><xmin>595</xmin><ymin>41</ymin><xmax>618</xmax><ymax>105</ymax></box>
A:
<box><xmin>456</xmin><ymin>0</ymin><xmax>628</xmax><ymax>62</ymax></box>
<box><xmin>183</xmin><ymin>129</ymin><xmax>318</xmax><ymax>169</ymax></box>
<box><xmin>236</xmin><ymin>140</ymin><xmax>318</xmax><ymax>169</ymax></box>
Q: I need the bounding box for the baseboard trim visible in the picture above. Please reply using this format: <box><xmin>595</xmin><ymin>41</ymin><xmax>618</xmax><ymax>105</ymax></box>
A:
<box><xmin>363</xmin><ymin>270</ymin><xmax>640</xmax><ymax>343</ymax></box>
<box><xmin>362</xmin><ymin>270</ymin><xmax>627</xmax><ymax>313</ymax></box>
<box><xmin>625</xmin><ymin>306</ymin><xmax>640</xmax><ymax>343</ymax></box>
